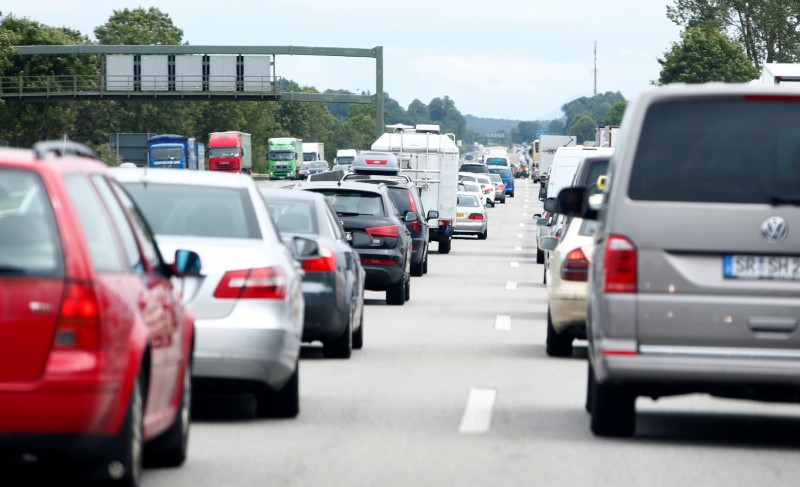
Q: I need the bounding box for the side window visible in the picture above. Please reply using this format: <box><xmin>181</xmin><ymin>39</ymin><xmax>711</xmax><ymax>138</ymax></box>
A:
<box><xmin>63</xmin><ymin>174</ymin><xmax>125</xmax><ymax>273</ymax></box>
<box><xmin>109</xmin><ymin>180</ymin><xmax>166</xmax><ymax>277</ymax></box>
<box><xmin>91</xmin><ymin>175</ymin><xmax>145</xmax><ymax>274</ymax></box>
<box><xmin>323</xmin><ymin>200</ymin><xmax>345</xmax><ymax>241</ymax></box>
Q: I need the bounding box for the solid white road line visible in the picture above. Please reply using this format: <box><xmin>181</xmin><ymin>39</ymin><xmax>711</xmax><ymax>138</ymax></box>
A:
<box><xmin>505</xmin><ymin>282</ymin><xmax>517</xmax><ymax>290</ymax></box>
<box><xmin>495</xmin><ymin>314</ymin><xmax>511</xmax><ymax>330</ymax></box>
<box><xmin>458</xmin><ymin>388</ymin><xmax>497</xmax><ymax>434</ymax></box>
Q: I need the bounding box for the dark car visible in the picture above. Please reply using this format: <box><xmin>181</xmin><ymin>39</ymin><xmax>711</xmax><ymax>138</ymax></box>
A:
<box><xmin>458</xmin><ymin>162</ymin><xmax>490</xmax><ymax>175</ymax></box>
<box><xmin>297</xmin><ymin>180</ymin><xmax>414</xmax><ymax>305</ymax></box>
<box><xmin>300</xmin><ymin>160</ymin><xmax>329</xmax><ymax>180</ymax></box>
<box><xmin>260</xmin><ymin>188</ymin><xmax>366</xmax><ymax>358</ymax></box>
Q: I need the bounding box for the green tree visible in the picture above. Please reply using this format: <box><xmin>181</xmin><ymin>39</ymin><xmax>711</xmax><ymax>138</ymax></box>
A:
<box><xmin>512</xmin><ymin>121</ymin><xmax>541</xmax><ymax>143</ymax></box>
<box><xmin>603</xmin><ymin>101</ymin><xmax>627</xmax><ymax>126</ymax></box>
<box><xmin>567</xmin><ymin>113</ymin><xmax>598</xmax><ymax>144</ymax></box>
<box><xmin>666</xmin><ymin>0</ymin><xmax>800</xmax><ymax>69</ymax></box>
<box><xmin>656</xmin><ymin>22</ymin><xmax>759</xmax><ymax>85</ymax></box>
<box><xmin>94</xmin><ymin>7</ymin><xmax>183</xmax><ymax>45</ymax></box>
<box><xmin>407</xmin><ymin>99</ymin><xmax>429</xmax><ymax>123</ymax></box>
<box><xmin>547</xmin><ymin>119</ymin><xmax>566</xmax><ymax>134</ymax></box>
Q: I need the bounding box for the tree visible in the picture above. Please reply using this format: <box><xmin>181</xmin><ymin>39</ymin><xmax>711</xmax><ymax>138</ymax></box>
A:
<box><xmin>567</xmin><ymin>113</ymin><xmax>598</xmax><ymax>144</ymax></box>
<box><xmin>656</xmin><ymin>22</ymin><xmax>759</xmax><ymax>85</ymax></box>
<box><xmin>604</xmin><ymin>101</ymin><xmax>627</xmax><ymax>126</ymax></box>
<box><xmin>547</xmin><ymin>119</ymin><xmax>566</xmax><ymax>134</ymax></box>
<box><xmin>94</xmin><ymin>7</ymin><xmax>183</xmax><ymax>45</ymax></box>
<box><xmin>407</xmin><ymin>99</ymin><xmax>429</xmax><ymax>123</ymax></box>
<box><xmin>666</xmin><ymin>0</ymin><xmax>800</xmax><ymax>69</ymax></box>
<box><xmin>512</xmin><ymin>121</ymin><xmax>541</xmax><ymax>143</ymax></box>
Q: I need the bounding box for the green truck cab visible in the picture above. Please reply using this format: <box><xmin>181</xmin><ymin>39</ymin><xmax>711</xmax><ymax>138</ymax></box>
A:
<box><xmin>268</xmin><ymin>137</ymin><xmax>303</xmax><ymax>179</ymax></box>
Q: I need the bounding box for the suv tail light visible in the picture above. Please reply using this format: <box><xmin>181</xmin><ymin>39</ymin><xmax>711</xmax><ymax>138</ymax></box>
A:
<box><xmin>214</xmin><ymin>267</ymin><xmax>287</xmax><ymax>299</ymax></box>
<box><xmin>561</xmin><ymin>248</ymin><xmax>589</xmax><ymax>281</ymax></box>
<box><xmin>366</xmin><ymin>225</ymin><xmax>398</xmax><ymax>238</ymax></box>
<box><xmin>468</xmin><ymin>213</ymin><xmax>484</xmax><ymax>221</ymax></box>
<box><xmin>303</xmin><ymin>245</ymin><xmax>336</xmax><ymax>272</ymax></box>
<box><xmin>54</xmin><ymin>280</ymin><xmax>101</xmax><ymax>350</ymax></box>
<box><xmin>406</xmin><ymin>190</ymin><xmax>420</xmax><ymax>233</ymax></box>
<box><xmin>604</xmin><ymin>235</ymin><xmax>637</xmax><ymax>293</ymax></box>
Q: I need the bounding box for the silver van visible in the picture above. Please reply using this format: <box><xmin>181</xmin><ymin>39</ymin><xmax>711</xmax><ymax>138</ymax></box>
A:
<box><xmin>557</xmin><ymin>84</ymin><xmax>800</xmax><ymax>437</ymax></box>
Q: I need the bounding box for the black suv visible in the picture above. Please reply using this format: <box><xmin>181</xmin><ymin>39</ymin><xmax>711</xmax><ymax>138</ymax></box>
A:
<box><xmin>298</xmin><ymin>180</ymin><xmax>414</xmax><ymax>305</ymax></box>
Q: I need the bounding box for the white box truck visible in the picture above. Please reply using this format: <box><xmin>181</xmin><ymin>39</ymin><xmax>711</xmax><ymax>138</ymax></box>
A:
<box><xmin>760</xmin><ymin>63</ymin><xmax>800</xmax><ymax>85</ymax></box>
<box><xmin>538</xmin><ymin>135</ymin><xmax>576</xmax><ymax>181</ymax></box>
<box><xmin>372</xmin><ymin>124</ymin><xmax>459</xmax><ymax>254</ymax></box>
<box><xmin>302</xmin><ymin>142</ymin><xmax>325</xmax><ymax>161</ymax></box>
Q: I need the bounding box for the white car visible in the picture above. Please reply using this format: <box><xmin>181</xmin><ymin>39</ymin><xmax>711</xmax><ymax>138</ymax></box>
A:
<box><xmin>459</xmin><ymin>172</ymin><xmax>494</xmax><ymax>207</ymax></box>
<box><xmin>538</xmin><ymin>217</ymin><xmax>597</xmax><ymax>357</ymax></box>
<box><xmin>454</xmin><ymin>192</ymin><xmax>488</xmax><ymax>239</ymax></box>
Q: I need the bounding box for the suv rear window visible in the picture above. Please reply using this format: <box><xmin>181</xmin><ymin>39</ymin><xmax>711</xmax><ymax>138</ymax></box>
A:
<box><xmin>489</xmin><ymin>167</ymin><xmax>513</xmax><ymax>179</ymax></box>
<box><xmin>315</xmin><ymin>189</ymin><xmax>386</xmax><ymax>216</ymax></box>
<box><xmin>629</xmin><ymin>98</ymin><xmax>800</xmax><ymax>203</ymax></box>
<box><xmin>0</xmin><ymin>169</ymin><xmax>62</xmax><ymax>276</ymax></box>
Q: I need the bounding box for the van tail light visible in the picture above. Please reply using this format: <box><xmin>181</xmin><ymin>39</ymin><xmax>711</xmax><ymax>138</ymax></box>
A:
<box><xmin>468</xmin><ymin>213</ymin><xmax>484</xmax><ymax>221</ymax></box>
<box><xmin>561</xmin><ymin>248</ymin><xmax>589</xmax><ymax>281</ymax></box>
<box><xmin>366</xmin><ymin>225</ymin><xmax>398</xmax><ymax>238</ymax></box>
<box><xmin>604</xmin><ymin>235</ymin><xmax>637</xmax><ymax>293</ymax></box>
<box><xmin>54</xmin><ymin>280</ymin><xmax>101</xmax><ymax>350</ymax></box>
<box><xmin>214</xmin><ymin>267</ymin><xmax>287</xmax><ymax>299</ymax></box>
<box><xmin>302</xmin><ymin>245</ymin><xmax>336</xmax><ymax>272</ymax></box>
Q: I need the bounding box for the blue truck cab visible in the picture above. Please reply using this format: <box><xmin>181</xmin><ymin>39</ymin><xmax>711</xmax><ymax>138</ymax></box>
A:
<box><xmin>148</xmin><ymin>134</ymin><xmax>205</xmax><ymax>170</ymax></box>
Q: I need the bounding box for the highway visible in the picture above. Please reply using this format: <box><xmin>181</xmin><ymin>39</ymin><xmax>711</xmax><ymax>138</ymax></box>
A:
<box><xmin>135</xmin><ymin>178</ymin><xmax>800</xmax><ymax>486</ymax></box>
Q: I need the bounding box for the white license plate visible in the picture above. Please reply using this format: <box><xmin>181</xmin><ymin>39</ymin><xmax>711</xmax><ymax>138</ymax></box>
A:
<box><xmin>723</xmin><ymin>255</ymin><xmax>800</xmax><ymax>281</ymax></box>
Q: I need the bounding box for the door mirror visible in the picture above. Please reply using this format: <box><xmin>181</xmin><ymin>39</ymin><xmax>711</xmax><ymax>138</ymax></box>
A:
<box><xmin>538</xmin><ymin>236</ymin><xmax>559</xmax><ymax>251</ymax></box>
<box><xmin>543</xmin><ymin>197</ymin><xmax>557</xmax><ymax>213</ymax></box>
<box><xmin>556</xmin><ymin>187</ymin><xmax>597</xmax><ymax>220</ymax></box>
<box><xmin>426</xmin><ymin>210</ymin><xmax>439</xmax><ymax>220</ymax></box>
<box><xmin>292</xmin><ymin>235</ymin><xmax>320</xmax><ymax>258</ymax></box>
<box><xmin>536</xmin><ymin>218</ymin><xmax>551</xmax><ymax>226</ymax></box>
<box><xmin>172</xmin><ymin>249</ymin><xmax>202</xmax><ymax>277</ymax></box>
<box><xmin>404</xmin><ymin>211</ymin><xmax>417</xmax><ymax>223</ymax></box>
<box><xmin>532</xmin><ymin>213</ymin><xmax>542</xmax><ymax>220</ymax></box>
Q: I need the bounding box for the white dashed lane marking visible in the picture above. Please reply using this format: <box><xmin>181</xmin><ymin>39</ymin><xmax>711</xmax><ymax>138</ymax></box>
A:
<box><xmin>459</xmin><ymin>388</ymin><xmax>497</xmax><ymax>434</ymax></box>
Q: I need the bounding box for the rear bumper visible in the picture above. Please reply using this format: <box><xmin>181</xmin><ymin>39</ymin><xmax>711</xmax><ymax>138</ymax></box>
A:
<box><xmin>454</xmin><ymin>220</ymin><xmax>486</xmax><ymax>234</ymax></box>
<box><xmin>301</xmin><ymin>281</ymin><xmax>347</xmax><ymax>341</ymax></box>
<box><xmin>549</xmin><ymin>295</ymin><xmax>587</xmax><ymax>334</ymax></box>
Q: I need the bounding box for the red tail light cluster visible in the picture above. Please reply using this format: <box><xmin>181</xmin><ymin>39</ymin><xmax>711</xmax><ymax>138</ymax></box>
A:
<box><xmin>561</xmin><ymin>248</ymin><xmax>589</xmax><ymax>281</ymax></box>
<box><xmin>468</xmin><ymin>213</ymin><xmax>484</xmax><ymax>221</ymax></box>
<box><xmin>302</xmin><ymin>245</ymin><xmax>336</xmax><ymax>272</ymax></box>
<box><xmin>214</xmin><ymin>267</ymin><xmax>287</xmax><ymax>299</ymax></box>
<box><xmin>362</xmin><ymin>258</ymin><xmax>397</xmax><ymax>266</ymax></box>
<box><xmin>54</xmin><ymin>281</ymin><xmax>101</xmax><ymax>350</ymax></box>
<box><xmin>366</xmin><ymin>225</ymin><xmax>399</xmax><ymax>238</ymax></box>
<box><xmin>406</xmin><ymin>190</ymin><xmax>420</xmax><ymax>232</ymax></box>
<box><xmin>604</xmin><ymin>235</ymin><xmax>637</xmax><ymax>293</ymax></box>
<box><xmin>483</xmin><ymin>187</ymin><xmax>493</xmax><ymax>194</ymax></box>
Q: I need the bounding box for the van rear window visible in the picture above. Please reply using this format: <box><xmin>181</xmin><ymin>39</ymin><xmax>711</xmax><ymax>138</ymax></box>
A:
<box><xmin>629</xmin><ymin>98</ymin><xmax>800</xmax><ymax>203</ymax></box>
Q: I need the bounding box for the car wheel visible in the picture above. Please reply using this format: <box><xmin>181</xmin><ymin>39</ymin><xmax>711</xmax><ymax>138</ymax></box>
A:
<box><xmin>546</xmin><ymin>309</ymin><xmax>573</xmax><ymax>357</ymax></box>
<box><xmin>478</xmin><ymin>229</ymin><xmax>488</xmax><ymax>240</ymax></box>
<box><xmin>501</xmin><ymin>198</ymin><xmax>506</xmax><ymax>204</ymax></box>
<box><xmin>145</xmin><ymin>359</ymin><xmax>191</xmax><ymax>467</ymax></box>
<box><xmin>590</xmin><ymin>376</ymin><xmax>635</xmax><ymax>437</ymax></box>
<box><xmin>404</xmin><ymin>278</ymin><xmax>411</xmax><ymax>301</ymax></box>
<box><xmin>585</xmin><ymin>361</ymin><xmax>595</xmax><ymax>413</ymax></box>
<box><xmin>323</xmin><ymin>314</ymin><xmax>352</xmax><ymax>359</ymax></box>
<box><xmin>106</xmin><ymin>374</ymin><xmax>144</xmax><ymax>486</ymax></box>
<box><xmin>352</xmin><ymin>307</ymin><xmax>364</xmax><ymax>350</ymax></box>
<box><xmin>422</xmin><ymin>253</ymin><xmax>429</xmax><ymax>274</ymax></box>
<box><xmin>543</xmin><ymin>265</ymin><xmax>547</xmax><ymax>284</ymax></box>
<box><xmin>411</xmin><ymin>259</ymin><xmax>424</xmax><ymax>277</ymax></box>
<box><xmin>510</xmin><ymin>192</ymin><xmax>515</xmax><ymax>198</ymax></box>
<box><xmin>386</xmin><ymin>279</ymin><xmax>406</xmax><ymax>305</ymax></box>
<box><xmin>438</xmin><ymin>238</ymin><xmax>451</xmax><ymax>254</ymax></box>
<box><xmin>256</xmin><ymin>361</ymin><xmax>300</xmax><ymax>418</ymax></box>
<box><xmin>536</xmin><ymin>248</ymin><xmax>544</xmax><ymax>264</ymax></box>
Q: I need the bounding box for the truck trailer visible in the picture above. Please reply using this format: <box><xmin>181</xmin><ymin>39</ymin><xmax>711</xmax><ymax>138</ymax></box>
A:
<box><xmin>208</xmin><ymin>131</ymin><xmax>252</xmax><ymax>173</ymax></box>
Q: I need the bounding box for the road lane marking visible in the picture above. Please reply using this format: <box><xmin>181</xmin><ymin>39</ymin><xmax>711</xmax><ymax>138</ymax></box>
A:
<box><xmin>505</xmin><ymin>282</ymin><xmax>517</xmax><ymax>290</ymax></box>
<box><xmin>459</xmin><ymin>388</ymin><xmax>497</xmax><ymax>434</ymax></box>
<box><xmin>510</xmin><ymin>261</ymin><xmax>519</xmax><ymax>267</ymax></box>
<box><xmin>522</xmin><ymin>212</ymin><xmax>528</xmax><ymax>217</ymax></box>
<box><xmin>495</xmin><ymin>314</ymin><xmax>511</xmax><ymax>330</ymax></box>
<box><xmin>514</xmin><ymin>245</ymin><xmax>522</xmax><ymax>251</ymax></box>
<box><xmin>519</xmin><ymin>223</ymin><xmax>525</xmax><ymax>227</ymax></box>
<box><xmin>524</xmin><ymin>205</ymin><xmax>529</xmax><ymax>209</ymax></box>
<box><xmin>517</xmin><ymin>234</ymin><xmax>523</xmax><ymax>238</ymax></box>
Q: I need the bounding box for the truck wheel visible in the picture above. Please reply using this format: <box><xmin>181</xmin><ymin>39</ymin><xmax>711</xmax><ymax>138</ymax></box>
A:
<box><xmin>546</xmin><ymin>309</ymin><xmax>573</xmax><ymax>357</ymax></box>
<box><xmin>590</xmin><ymin>377</ymin><xmax>636</xmax><ymax>437</ymax></box>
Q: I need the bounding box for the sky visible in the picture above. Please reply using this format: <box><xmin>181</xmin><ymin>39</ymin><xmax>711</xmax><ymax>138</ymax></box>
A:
<box><xmin>3</xmin><ymin>0</ymin><xmax>683</xmax><ymax>121</ymax></box>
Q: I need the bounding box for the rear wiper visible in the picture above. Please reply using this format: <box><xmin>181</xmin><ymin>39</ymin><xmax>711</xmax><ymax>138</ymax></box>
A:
<box><xmin>336</xmin><ymin>212</ymin><xmax>361</xmax><ymax>217</ymax></box>
<box><xmin>0</xmin><ymin>266</ymin><xmax>26</xmax><ymax>275</ymax></box>
<box><xmin>770</xmin><ymin>194</ymin><xmax>800</xmax><ymax>206</ymax></box>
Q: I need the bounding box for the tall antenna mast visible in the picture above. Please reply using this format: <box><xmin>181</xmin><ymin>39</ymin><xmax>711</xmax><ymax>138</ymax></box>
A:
<box><xmin>593</xmin><ymin>41</ymin><xmax>598</xmax><ymax>96</ymax></box>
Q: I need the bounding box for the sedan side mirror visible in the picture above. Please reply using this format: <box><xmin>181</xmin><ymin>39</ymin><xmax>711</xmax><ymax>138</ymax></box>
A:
<box><xmin>426</xmin><ymin>210</ymin><xmax>439</xmax><ymax>220</ymax></box>
<box><xmin>532</xmin><ymin>213</ymin><xmax>542</xmax><ymax>220</ymax></box>
<box><xmin>536</xmin><ymin>218</ymin><xmax>551</xmax><ymax>226</ymax></box>
<box><xmin>171</xmin><ymin>249</ymin><xmax>202</xmax><ymax>277</ymax></box>
<box><xmin>538</xmin><ymin>236</ymin><xmax>559</xmax><ymax>251</ymax></box>
<box><xmin>292</xmin><ymin>235</ymin><xmax>320</xmax><ymax>259</ymax></box>
<box><xmin>543</xmin><ymin>197</ymin><xmax>557</xmax><ymax>213</ymax></box>
<box><xmin>404</xmin><ymin>211</ymin><xmax>417</xmax><ymax>223</ymax></box>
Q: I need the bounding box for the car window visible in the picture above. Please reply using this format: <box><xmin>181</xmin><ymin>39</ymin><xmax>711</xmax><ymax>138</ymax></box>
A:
<box><xmin>91</xmin><ymin>175</ymin><xmax>145</xmax><ymax>274</ymax></box>
<box><xmin>578</xmin><ymin>219</ymin><xmax>599</xmax><ymax>236</ymax></box>
<box><xmin>489</xmin><ymin>167</ymin><xmax>513</xmax><ymax>178</ymax></box>
<box><xmin>457</xmin><ymin>194</ymin><xmax>480</xmax><ymax>207</ymax></box>
<box><xmin>266</xmin><ymin>199</ymin><xmax>318</xmax><ymax>235</ymax></box>
<box><xmin>316</xmin><ymin>189</ymin><xmax>386</xmax><ymax>216</ymax></box>
<box><xmin>124</xmin><ymin>183</ymin><xmax>262</xmax><ymax>239</ymax></box>
<box><xmin>0</xmin><ymin>169</ymin><xmax>63</xmax><ymax>276</ymax></box>
<box><xmin>629</xmin><ymin>98</ymin><xmax>800</xmax><ymax>203</ymax></box>
<box><xmin>64</xmin><ymin>173</ymin><xmax>125</xmax><ymax>273</ymax></box>
<box><xmin>110</xmin><ymin>180</ymin><xmax>167</xmax><ymax>276</ymax></box>
<box><xmin>462</xmin><ymin>182</ymin><xmax>481</xmax><ymax>193</ymax></box>
<box><xmin>387</xmin><ymin>187</ymin><xmax>412</xmax><ymax>214</ymax></box>
<box><xmin>323</xmin><ymin>199</ymin><xmax>346</xmax><ymax>241</ymax></box>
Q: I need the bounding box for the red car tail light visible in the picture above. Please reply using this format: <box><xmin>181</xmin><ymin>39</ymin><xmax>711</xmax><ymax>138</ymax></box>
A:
<box><xmin>302</xmin><ymin>245</ymin><xmax>337</xmax><ymax>272</ymax></box>
<box><xmin>498</xmin><ymin>184</ymin><xmax>505</xmax><ymax>191</ymax></box>
<box><xmin>54</xmin><ymin>281</ymin><xmax>101</xmax><ymax>350</ymax></box>
<box><xmin>561</xmin><ymin>248</ymin><xmax>589</xmax><ymax>281</ymax></box>
<box><xmin>362</xmin><ymin>258</ymin><xmax>397</xmax><ymax>266</ymax></box>
<box><xmin>214</xmin><ymin>267</ymin><xmax>287</xmax><ymax>299</ymax></box>
<box><xmin>468</xmin><ymin>213</ymin><xmax>484</xmax><ymax>221</ymax></box>
<box><xmin>604</xmin><ymin>235</ymin><xmax>637</xmax><ymax>293</ymax></box>
<box><xmin>366</xmin><ymin>225</ymin><xmax>398</xmax><ymax>238</ymax></box>
<box><xmin>483</xmin><ymin>187</ymin><xmax>493</xmax><ymax>194</ymax></box>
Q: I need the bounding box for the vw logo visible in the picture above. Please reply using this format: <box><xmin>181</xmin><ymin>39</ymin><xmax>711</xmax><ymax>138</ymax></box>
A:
<box><xmin>761</xmin><ymin>216</ymin><xmax>788</xmax><ymax>243</ymax></box>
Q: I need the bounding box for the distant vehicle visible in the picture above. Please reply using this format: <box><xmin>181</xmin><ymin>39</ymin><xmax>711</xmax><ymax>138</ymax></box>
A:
<box><xmin>454</xmin><ymin>192</ymin><xmax>488</xmax><ymax>239</ymax></box>
<box><xmin>759</xmin><ymin>63</ymin><xmax>800</xmax><ymax>85</ymax></box>
<box><xmin>268</xmin><ymin>137</ymin><xmax>303</xmax><ymax>180</ymax></box>
<box><xmin>148</xmin><ymin>134</ymin><xmax>204</xmax><ymax>170</ymax></box>
<box><xmin>0</xmin><ymin>141</ymin><xmax>200</xmax><ymax>485</ymax></box>
<box><xmin>488</xmin><ymin>172</ymin><xmax>506</xmax><ymax>204</ymax></box>
<box><xmin>208</xmin><ymin>131</ymin><xmax>252</xmax><ymax>174</ymax></box>
<box><xmin>261</xmin><ymin>187</ymin><xmax>365</xmax><ymax>358</ymax></box>
<box><xmin>488</xmin><ymin>166</ymin><xmax>515</xmax><ymax>197</ymax></box>
<box><xmin>485</xmin><ymin>154</ymin><xmax>511</xmax><ymax>169</ymax></box>
<box><xmin>458</xmin><ymin>162</ymin><xmax>490</xmax><ymax>175</ymax></box>
<box><xmin>335</xmin><ymin>149</ymin><xmax>358</xmax><ymax>167</ymax></box>
<box><xmin>302</xmin><ymin>142</ymin><xmax>325</xmax><ymax>162</ymax></box>
<box><xmin>537</xmin><ymin>135</ymin><xmax>576</xmax><ymax>183</ymax></box>
<box><xmin>299</xmin><ymin>160</ymin><xmax>329</xmax><ymax>180</ymax></box>
<box><xmin>113</xmin><ymin>167</ymin><xmax>306</xmax><ymax>419</ymax></box>
<box><xmin>558</xmin><ymin>83</ymin><xmax>800</xmax><ymax>438</ymax></box>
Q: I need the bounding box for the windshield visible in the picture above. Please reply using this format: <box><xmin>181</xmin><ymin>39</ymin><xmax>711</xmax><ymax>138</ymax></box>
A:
<box><xmin>313</xmin><ymin>190</ymin><xmax>385</xmax><ymax>216</ymax></box>
<box><xmin>123</xmin><ymin>183</ymin><xmax>261</xmax><ymax>239</ymax></box>
<box><xmin>630</xmin><ymin>98</ymin><xmax>800</xmax><ymax>203</ymax></box>
<box><xmin>269</xmin><ymin>150</ymin><xmax>295</xmax><ymax>161</ymax></box>
<box><xmin>489</xmin><ymin>167</ymin><xmax>512</xmax><ymax>178</ymax></box>
<box><xmin>303</xmin><ymin>153</ymin><xmax>316</xmax><ymax>161</ymax></box>
<box><xmin>266</xmin><ymin>200</ymin><xmax>317</xmax><ymax>235</ymax></box>
<box><xmin>151</xmin><ymin>147</ymin><xmax>183</xmax><ymax>160</ymax></box>
<box><xmin>209</xmin><ymin>147</ymin><xmax>240</xmax><ymax>158</ymax></box>
<box><xmin>457</xmin><ymin>193</ymin><xmax>479</xmax><ymax>207</ymax></box>
<box><xmin>486</xmin><ymin>157</ymin><xmax>508</xmax><ymax>165</ymax></box>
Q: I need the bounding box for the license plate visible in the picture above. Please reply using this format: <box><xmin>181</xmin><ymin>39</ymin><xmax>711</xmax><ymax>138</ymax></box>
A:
<box><xmin>723</xmin><ymin>255</ymin><xmax>800</xmax><ymax>281</ymax></box>
<box><xmin>457</xmin><ymin>213</ymin><xmax>465</xmax><ymax>218</ymax></box>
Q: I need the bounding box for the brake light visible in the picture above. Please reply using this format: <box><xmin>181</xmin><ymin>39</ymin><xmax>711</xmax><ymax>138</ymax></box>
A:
<box><xmin>604</xmin><ymin>235</ymin><xmax>637</xmax><ymax>293</ymax></box>
<box><xmin>508</xmin><ymin>179</ymin><xmax>514</xmax><ymax>187</ymax></box>
<box><xmin>54</xmin><ymin>281</ymin><xmax>101</xmax><ymax>350</ymax></box>
<box><xmin>561</xmin><ymin>248</ymin><xmax>589</xmax><ymax>281</ymax></box>
<box><xmin>366</xmin><ymin>225</ymin><xmax>398</xmax><ymax>238</ymax></box>
<box><xmin>412</xmin><ymin>220</ymin><xmax>419</xmax><ymax>232</ymax></box>
<box><xmin>483</xmin><ymin>187</ymin><xmax>492</xmax><ymax>194</ymax></box>
<box><xmin>468</xmin><ymin>213</ymin><xmax>484</xmax><ymax>221</ymax></box>
<box><xmin>498</xmin><ymin>184</ymin><xmax>505</xmax><ymax>191</ymax></box>
<box><xmin>406</xmin><ymin>190</ymin><xmax>420</xmax><ymax>233</ymax></box>
<box><xmin>214</xmin><ymin>267</ymin><xmax>287</xmax><ymax>299</ymax></box>
<box><xmin>362</xmin><ymin>258</ymin><xmax>397</xmax><ymax>266</ymax></box>
<box><xmin>302</xmin><ymin>245</ymin><xmax>336</xmax><ymax>272</ymax></box>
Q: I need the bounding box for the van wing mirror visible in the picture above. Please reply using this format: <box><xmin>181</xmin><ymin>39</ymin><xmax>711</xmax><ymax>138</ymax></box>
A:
<box><xmin>426</xmin><ymin>210</ymin><xmax>439</xmax><ymax>220</ymax></box>
<box><xmin>543</xmin><ymin>197</ymin><xmax>557</xmax><ymax>213</ymax></box>
<box><xmin>555</xmin><ymin>187</ymin><xmax>598</xmax><ymax>220</ymax></box>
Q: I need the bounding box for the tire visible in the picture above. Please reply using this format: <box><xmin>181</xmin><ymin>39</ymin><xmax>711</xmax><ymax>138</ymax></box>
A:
<box><xmin>543</xmin><ymin>265</ymin><xmax>548</xmax><ymax>284</ymax></box>
<box><xmin>422</xmin><ymin>254</ymin><xmax>429</xmax><ymax>274</ymax></box>
<box><xmin>323</xmin><ymin>314</ymin><xmax>352</xmax><ymax>359</ymax></box>
<box><xmin>386</xmin><ymin>279</ymin><xmax>406</xmax><ymax>305</ymax></box>
<box><xmin>145</xmin><ymin>360</ymin><xmax>191</xmax><ymax>467</ymax></box>
<box><xmin>536</xmin><ymin>248</ymin><xmax>544</xmax><ymax>264</ymax></box>
<box><xmin>404</xmin><ymin>278</ymin><xmax>411</xmax><ymax>301</ymax></box>
<box><xmin>478</xmin><ymin>229</ymin><xmax>488</xmax><ymax>240</ymax></box>
<box><xmin>411</xmin><ymin>259</ymin><xmax>424</xmax><ymax>277</ymax></box>
<box><xmin>256</xmin><ymin>362</ymin><xmax>300</xmax><ymax>418</ymax></box>
<box><xmin>590</xmin><ymin>375</ymin><xmax>636</xmax><ymax>437</ymax></box>
<box><xmin>510</xmin><ymin>192</ymin><xmax>515</xmax><ymax>198</ymax></box>
<box><xmin>501</xmin><ymin>198</ymin><xmax>506</xmax><ymax>204</ymax></box>
<box><xmin>438</xmin><ymin>238</ymin><xmax>451</xmax><ymax>254</ymax></box>
<box><xmin>585</xmin><ymin>361</ymin><xmax>595</xmax><ymax>413</ymax></box>
<box><xmin>352</xmin><ymin>307</ymin><xmax>364</xmax><ymax>350</ymax></box>
<box><xmin>107</xmin><ymin>374</ymin><xmax>144</xmax><ymax>486</ymax></box>
<box><xmin>545</xmin><ymin>309</ymin><xmax>573</xmax><ymax>357</ymax></box>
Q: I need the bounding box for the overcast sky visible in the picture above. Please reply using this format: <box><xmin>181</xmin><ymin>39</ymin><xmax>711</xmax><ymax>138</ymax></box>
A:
<box><xmin>4</xmin><ymin>0</ymin><xmax>682</xmax><ymax>121</ymax></box>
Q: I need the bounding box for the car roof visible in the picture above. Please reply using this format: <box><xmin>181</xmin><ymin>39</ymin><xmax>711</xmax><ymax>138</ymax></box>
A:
<box><xmin>111</xmin><ymin>167</ymin><xmax>254</xmax><ymax>188</ymax></box>
<box><xmin>297</xmin><ymin>179</ymin><xmax>389</xmax><ymax>194</ymax></box>
<box><xmin>260</xmin><ymin>186</ymin><xmax>324</xmax><ymax>203</ymax></box>
<box><xmin>0</xmin><ymin>146</ymin><xmax>110</xmax><ymax>175</ymax></box>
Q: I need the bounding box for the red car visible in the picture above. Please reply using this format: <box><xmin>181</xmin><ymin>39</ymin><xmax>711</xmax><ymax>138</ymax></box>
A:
<box><xmin>0</xmin><ymin>141</ymin><xmax>200</xmax><ymax>485</ymax></box>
